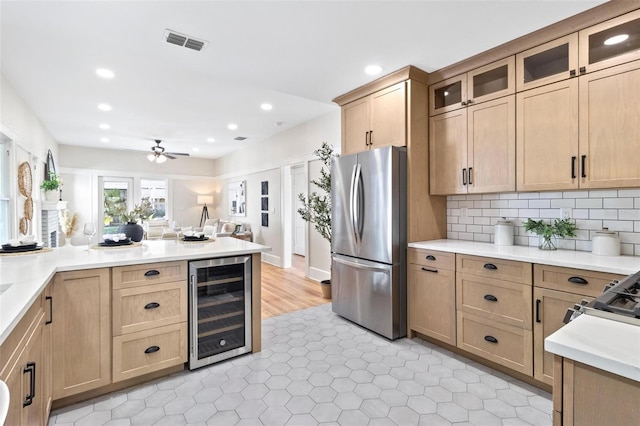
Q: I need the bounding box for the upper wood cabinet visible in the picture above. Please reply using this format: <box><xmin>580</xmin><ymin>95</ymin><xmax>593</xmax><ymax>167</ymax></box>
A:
<box><xmin>430</xmin><ymin>95</ymin><xmax>515</xmax><ymax>195</ymax></box>
<box><xmin>517</xmin><ymin>9</ymin><xmax>640</xmax><ymax>91</ymax></box>
<box><xmin>430</xmin><ymin>56</ymin><xmax>515</xmax><ymax>116</ymax></box>
<box><xmin>341</xmin><ymin>81</ymin><xmax>406</xmax><ymax>156</ymax></box>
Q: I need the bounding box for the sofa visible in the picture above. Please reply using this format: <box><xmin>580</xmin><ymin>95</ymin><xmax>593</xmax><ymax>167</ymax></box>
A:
<box><xmin>200</xmin><ymin>218</ymin><xmax>252</xmax><ymax>240</ymax></box>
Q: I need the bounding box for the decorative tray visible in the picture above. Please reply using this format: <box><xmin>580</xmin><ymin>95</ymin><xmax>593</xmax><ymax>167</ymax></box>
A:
<box><xmin>99</xmin><ymin>238</ymin><xmax>133</xmax><ymax>247</ymax></box>
<box><xmin>182</xmin><ymin>235</ymin><xmax>209</xmax><ymax>242</ymax></box>
<box><xmin>0</xmin><ymin>243</ymin><xmax>43</xmax><ymax>253</ymax></box>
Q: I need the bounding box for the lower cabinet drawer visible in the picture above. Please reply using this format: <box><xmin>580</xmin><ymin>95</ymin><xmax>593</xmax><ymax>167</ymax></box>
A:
<box><xmin>113</xmin><ymin>322</ymin><xmax>187</xmax><ymax>382</ymax></box>
<box><xmin>456</xmin><ymin>274</ymin><xmax>532</xmax><ymax>329</ymax></box>
<box><xmin>457</xmin><ymin>311</ymin><xmax>533</xmax><ymax>376</ymax></box>
<box><xmin>113</xmin><ymin>281</ymin><xmax>187</xmax><ymax>335</ymax></box>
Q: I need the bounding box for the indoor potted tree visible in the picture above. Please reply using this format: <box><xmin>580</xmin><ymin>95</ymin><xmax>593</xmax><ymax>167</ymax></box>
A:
<box><xmin>523</xmin><ymin>218</ymin><xmax>578</xmax><ymax>250</ymax></box>
<box><xmin>298</xmin><ymin>142</ymin><xmax>338</xmax><ymax>299</ymax></box>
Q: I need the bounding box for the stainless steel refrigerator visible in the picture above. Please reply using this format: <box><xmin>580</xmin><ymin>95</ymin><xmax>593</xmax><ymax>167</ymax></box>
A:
<box><xmin>331</xmin><ymin>146</ymin><xmax>407</xmax><ymax>340</ymax></box>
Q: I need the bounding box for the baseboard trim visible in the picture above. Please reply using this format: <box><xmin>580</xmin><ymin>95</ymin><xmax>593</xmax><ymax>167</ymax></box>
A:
<box><xmin>308</xmin><ymin>267</ymin><xmax>330</xmax><ymax>282</ymax></box>
<box><xmin>261</xmin><ymin>252</ymin><xmax>281</xmax><ymax>267</ymax></box>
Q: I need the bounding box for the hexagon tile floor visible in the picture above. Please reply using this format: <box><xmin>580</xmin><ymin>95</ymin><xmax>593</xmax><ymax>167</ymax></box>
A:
<box><xmin>48</xmin><ymin>303</ymin><xmax>552</xmax><ymax>426</ymax></box>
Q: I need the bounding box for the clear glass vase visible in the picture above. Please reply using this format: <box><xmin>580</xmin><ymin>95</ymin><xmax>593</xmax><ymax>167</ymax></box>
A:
<box><xmin>539</xmin><ymin>236</ymin><xmax>557</xmax><ymax>250</ymax></box>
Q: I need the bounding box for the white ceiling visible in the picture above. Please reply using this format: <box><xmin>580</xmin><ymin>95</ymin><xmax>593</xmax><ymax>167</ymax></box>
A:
<box><xmin>0</xmin><ymin>0</ymin><xmax>605</xmax><ymax>160</ymax></box>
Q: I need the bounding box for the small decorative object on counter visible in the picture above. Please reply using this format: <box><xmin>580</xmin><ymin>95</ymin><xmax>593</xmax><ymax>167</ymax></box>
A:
<box><xmin>494</xmin><ymin>218</ymin><xmax>514</xmax><ymax>246</ymax></box>
<box><xmin>523</xmin><ymin>218</ymin><xmax>577</xmax><ymax>250</ymax></box>
<box><xmin>591</xmin><ymin>228</ymin><xmax>620</xmax><ymax>256</ymax></box>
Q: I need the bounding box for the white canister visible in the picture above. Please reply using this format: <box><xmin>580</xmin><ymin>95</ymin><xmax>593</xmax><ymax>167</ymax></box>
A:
<box><xmin>591</xmin><ymin>228</ymin><xmax>620</xmax><ymax>256</ymax></box>
<box><xmin>494</xmin><ymin>218</ymin><xmax>514</xmax><ymax>246</ymax></box>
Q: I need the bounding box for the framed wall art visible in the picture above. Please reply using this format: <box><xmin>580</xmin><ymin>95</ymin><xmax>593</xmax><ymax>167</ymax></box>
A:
<box><xmin>228</xmin><ymin>180</ymin><xmax>246</xmax><ymax>216</ymax></box>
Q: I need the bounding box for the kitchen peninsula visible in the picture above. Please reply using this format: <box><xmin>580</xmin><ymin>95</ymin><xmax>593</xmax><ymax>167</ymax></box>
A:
<box><xmin>0</xmin><ymin>238</ymin><xmax>270</xmax><ymax>424</ymax></box>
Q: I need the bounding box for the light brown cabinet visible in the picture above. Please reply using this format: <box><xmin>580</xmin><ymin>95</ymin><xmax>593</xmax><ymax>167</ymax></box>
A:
<box><xmin>341</xmin><ymin>81</ymin><xmax>406</xmax><ymax>156</ymax></box>
<box><xmin>429</xmin><ymin>58</ymin><xmax>516</xmax><ymax>195</ymax></box>
<box><xmin>407</xmin><ymin>249</ymin><xmax>456</xmax><ymax>345</ymax></box>
<box><xmin>42</xmin><ymin>282</ymin><xmax>53</xmax><ymax>422</ymax></box>
<box><xmin>52</xmin><ymin>268</ymin><xmax>111</xmax><ymax>400</ymax></box>
<box><xmin>532</xmin><ymin>265</ymin><xmax>624</xmax><ymax>386</ymax></box>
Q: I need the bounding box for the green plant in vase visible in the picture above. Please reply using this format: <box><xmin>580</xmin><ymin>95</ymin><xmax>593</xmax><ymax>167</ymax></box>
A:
<box><xmin>523</xmin><ymin>218</ymin><xmax>577</xmax><ymax>250</ymax></box>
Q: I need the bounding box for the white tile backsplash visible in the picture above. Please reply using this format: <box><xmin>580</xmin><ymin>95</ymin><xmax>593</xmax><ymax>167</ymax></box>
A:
<box><xmin>446</xmin><ymin>189</ymin><xmax>640</xmax><ymax>256</ymax></box>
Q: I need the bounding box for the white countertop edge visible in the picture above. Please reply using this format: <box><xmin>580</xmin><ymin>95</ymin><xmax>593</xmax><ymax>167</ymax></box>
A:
<box><xmin>0</xmin><ymin>239</ymin><xmax>270</xmax><ymax>345</ymax></box>
<box><xmin>408</xmin><ymin>239</ymin><xmax>640</xmax><ymax>275</ymax></box>
<box><xmin>545</xmin><ymin>315</ymin><xmax>640</xmax><ymax>382</ymax></box>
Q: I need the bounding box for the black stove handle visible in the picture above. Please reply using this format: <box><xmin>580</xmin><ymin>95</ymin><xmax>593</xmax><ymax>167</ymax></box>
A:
<box><xmin>568</xmin><ymin>276</ymin><xmax>588</xmax><ymax>285</ymax></box>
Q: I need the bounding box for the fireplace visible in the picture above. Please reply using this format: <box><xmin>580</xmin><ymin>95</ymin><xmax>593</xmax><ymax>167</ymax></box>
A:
<box><xmin>41</xmin><ymin>201</ymin><xmax>66</xmax><ymax>247</ymax></box>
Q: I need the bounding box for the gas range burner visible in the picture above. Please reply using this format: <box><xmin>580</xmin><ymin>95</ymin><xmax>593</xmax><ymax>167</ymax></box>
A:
<box><xmin>564</xmin><ymin>270</ymin><xmax>640</xmax><ymax>327</ymax></box>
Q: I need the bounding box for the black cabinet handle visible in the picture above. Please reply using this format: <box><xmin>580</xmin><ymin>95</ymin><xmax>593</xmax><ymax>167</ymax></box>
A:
<box><xmin>421</xmin><ymin>267</ymin><xmax>438</xmax><ymax>273</ymax></box>
<box><xmin>483</xmin><ymin>263</ymin><xmax>497</xmax><ymax>270</ymax></box>
<box><xmin>144</xmin><ymin>346</ymin><xmax>160</xmax><ymax>354</ymax></box>
<box><xmin>144</xmin><ymin>270</ymin><xmax>160</xmax><ymax>277</ymax></box>
<box><xmin>468</xmin><ymin>167</ymin><xmax>473</xmax><ymax>185</ymax></box>
<box><xmin>461</xmin><ymin>101</ymin><xmax>467</xmax><ymax>106</ymax></box>
<box><xmin>426</xmin><ymin>255</ymin><xmax>436</xmax><ymax>261</ymax></box>
<box><xmin>536</xmin><ymin>299</ymin><xmax>542</xmax><ymax>323</ymax></box>
<box><xmin>581</xmin><ymin>155</ymin><xmax>586</xmax><ymax>178</ymax></box>
<box><xmin>467</xmin><ymin>99</ymin><xmax>473</xmax><ymax>105</ymax></box>
<box><xmin>484</xmin><ymin>294</ymin><xmax>498</xmax><ymax>302</ymax></box>
<box><xmin>369</xmin><ymin>130</ymin><xmax>373</xmax><ymax>146</ymax></box>
<box><xmin>46</xmin><ymin>295</ymin><xmax>53</xmax><ymax>325</ymax></box>
<box><xmin>579</xmin><ymin>66</ymin><xmax>586</xmax><ymax>74</ymax></box>
<box><xmin>570</xmin><ymin>69</ymin><xmax>577</xmax><ymax>77</ymax></box>
<box><xmin>365</xmin><ymin>131</ymin><xmax>369</xmax><ymax>146</ymax></box>
<box><xmin>462</xmin><ymin>168</ymin><xmax>467</xmax><ymax>185</ymax></box>
<box><xmin>23</xmin><ymin>361</ymin><xmax>36</xmax><ymax>407</ymax></box>
<box><xmin>571</xmin><ymin>156</ymin><xmax>576</xmax><ymax>179</ymax></box>
<box><xmin>568</xmin><ymin>276</ymin><xmax>588</xmax><ymax>285</ymax></box>
<box><xmin>484</xmin><ymin>336</ymin><xmax>498</xmax><ymax>344</ymax></box>
<box><xmin>144</xmin><ymin>302</ymin><xmax>160</xmax><ymax>310</ymax></box>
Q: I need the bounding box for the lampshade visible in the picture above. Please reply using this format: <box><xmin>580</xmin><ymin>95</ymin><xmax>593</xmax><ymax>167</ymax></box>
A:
<box><xmin>147</xmin><ymin>153</ymin><xmax>155</xmax><ymax>162</ymax></box>
<box><xmin>197</xmin><ymin>195</ymin><xmax>213</xmax><ymax>205</ymax></box>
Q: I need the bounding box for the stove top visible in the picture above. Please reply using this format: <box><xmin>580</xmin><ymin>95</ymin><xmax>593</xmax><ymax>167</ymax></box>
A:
<box><xmin>564</xmin><ymin>270</ymin><xmax>640</xmax><ymax>327</ymax></box>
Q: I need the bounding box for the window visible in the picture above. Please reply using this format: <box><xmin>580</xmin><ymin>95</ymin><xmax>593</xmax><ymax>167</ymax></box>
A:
<box><xmin>102</xmin><ymin>178</ymin><xmax>132</xmax><ymax>234</ymax></box>
<box><xmin>0</xmin><ymin>138</ymin><xmax>10</xmax><ymax>242</ymax></box>
<box><xmin>140</xmin><ymin>179</ymin><xmax>167</xmax><ymax>219</ymax></box>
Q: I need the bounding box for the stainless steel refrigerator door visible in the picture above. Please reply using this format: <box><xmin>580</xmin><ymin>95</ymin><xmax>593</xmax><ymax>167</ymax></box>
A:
<box><xmin>331</xmin><ymin>253</ymin><xmax>406</xmax><ymax>340</ymax></box>
<box><xmin>355</xmin><ymin>147</ymin><xmax>406</xmax><ymax>265</ymax></box>
<box><xmin>331</xmin><ymin>153</ymin><xmax>359</xmax><ymax>258</ymax></box>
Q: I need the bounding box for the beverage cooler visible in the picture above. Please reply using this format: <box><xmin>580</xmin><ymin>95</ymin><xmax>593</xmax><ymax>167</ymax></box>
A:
<box><xmin>188</xmin><ymin>256</ymin><xmax>252</xmax><ymax>369</ymax></box>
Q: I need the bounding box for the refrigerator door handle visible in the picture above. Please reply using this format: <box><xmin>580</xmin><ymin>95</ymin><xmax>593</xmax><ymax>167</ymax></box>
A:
<box><xmin>333</xmin><ymin>256</ymin><xmax>391</xmax><ymax>275</ymax></box>
<box><xmin>350</xmin><ymin>163</ymin><xmax>361</xmax><ymax>245</ymax></box>
<box><xmin>353</xmin><ymin>163</ymin><xmax>363</xmax><ymax>243</ymax></box>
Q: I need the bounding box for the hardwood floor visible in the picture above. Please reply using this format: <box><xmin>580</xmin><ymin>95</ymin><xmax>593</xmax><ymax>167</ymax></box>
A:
<box><xmin>261</xmin><ymin>255</ymin><xmax>329</xmax><ymax>319</ymax></box>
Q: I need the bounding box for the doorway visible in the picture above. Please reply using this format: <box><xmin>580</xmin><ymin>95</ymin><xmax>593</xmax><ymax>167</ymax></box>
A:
<box><xmin>282</xmin><ymin>162</ymin><xmax>307</xmax><ymax>272</ymax></box>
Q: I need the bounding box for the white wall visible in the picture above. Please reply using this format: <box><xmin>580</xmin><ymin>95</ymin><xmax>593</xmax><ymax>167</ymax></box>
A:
<box><xmin>212</xmin><ymin>110</ymin><xmax>339</xmax><ymax>277</ymax></box>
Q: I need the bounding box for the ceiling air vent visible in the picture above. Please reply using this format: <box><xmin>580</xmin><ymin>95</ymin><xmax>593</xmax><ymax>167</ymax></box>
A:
<box><xmin>234</xmin><ymin>137</ymin><xmax>247</xmax><ymax>141</ymax></box>
<box><xmin>163</xmin><ymin>29</ymin><xmax>207</xmax><ymax>51</ymax></box>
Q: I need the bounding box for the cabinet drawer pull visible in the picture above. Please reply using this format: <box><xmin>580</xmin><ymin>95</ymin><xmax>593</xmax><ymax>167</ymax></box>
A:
<box><xmin>23</xmin><ymin>361</ymin><xmax>36</xmax><ymax>407</ymax></box>
<box><xmin>425</xmin><ymin>255</ymin><xmax>436</xmax><ymax>261</ymax></box>
<box><xmin>144</xmin><ymin>270</ymin><xmax>160</xmax><ymax>277</ymax></box>
<box><xmin>581</xmin><ymin>155</ymin><xmax>586</xmax><ymax>178</ymax></box>
<box><xmin>571</xmin><ymin>156</ymin><xmax>576</xmax><ymax>179</ymax></box>
<box><xmin>144</xmin><ymin>346</ymin><xmax>160</xmax><ymax>354</ymax></box>
<box><xmin>570</xmin><ymin>69</ymin><xmax>577</xmax><ymax>77</ymax></box>
<box><xmin>484</xmin><ymin>335</ymin><xmax>498</xmax><ymax>344</ymax></box>
<box><xmin>144</xmin><ymin>302</ymin><xmax>160</xmax><ymax>310</ymax></box>
<box><xmin>46</xmin><ymin>295</ymin><xmax>53</xmax><ymax>325</ymax></box>
<box><xmin>483</xmin><ymin>294</ymin><xmax>498</xmax><ymax>302</ymax></box>
<box><xmin>536</xmin><ymin>299</ymin><xmax>541</xmax><ymax>323</ymax></box>
<box><xmin>579</xmin><ymin>66</ymin><xmax>586</xmax><ymax>74</ymax></box>
<box><xmin>421</xmin><ymin>267</ymin><xmax>438</xmax><ymax>273</ymax></box>
<box><xmin>483</xmin><ymin>263</ymin><xmax>497</xmax><ymax>270</ymax></box>
<box><xmin>568</xmin><ymin>276</ymin><xmax>588</xmax><ymax>285</ymax></box>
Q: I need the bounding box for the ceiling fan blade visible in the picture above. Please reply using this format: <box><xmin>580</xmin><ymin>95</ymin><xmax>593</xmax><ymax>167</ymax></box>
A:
<box><xmin>165</xmin><ymin>152</ymin><xmax>190</xmax><ymax>156</ymax></box>
<box><xmin>164</xmin><ymin>153</ymin><xmax>177</xmax><ymax>160</ymax></box>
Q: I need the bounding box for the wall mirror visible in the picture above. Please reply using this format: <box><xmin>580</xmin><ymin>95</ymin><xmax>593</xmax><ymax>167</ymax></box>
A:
<box><xmin>44</xmin><ymin>149</ymin><xmax>56</xmax><ymax>180</ymax></box>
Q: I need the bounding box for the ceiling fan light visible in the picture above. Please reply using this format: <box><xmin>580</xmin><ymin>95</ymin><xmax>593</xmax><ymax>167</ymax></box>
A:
<box><xmin>147</xmin><ymin>153</ymin><xmax>156</xmax><ymax>162</ymax></box>
<box><xmin>156</xmin><ymin>154</ymin><xmax>167</xmax><ymax>164</ymax></box>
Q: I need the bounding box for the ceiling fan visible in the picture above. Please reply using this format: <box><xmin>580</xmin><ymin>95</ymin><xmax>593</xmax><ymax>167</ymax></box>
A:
<box><xmin>147</xmin><ymin>140</ymin><xmax>189</xmax><ymax>163</ymax></box>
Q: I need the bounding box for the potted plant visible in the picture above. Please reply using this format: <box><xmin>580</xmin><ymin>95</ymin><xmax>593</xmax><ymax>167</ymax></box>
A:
<box><xmin>298</xmin><ymin>142</ymin><xmax>338</xmax><ymax>299</ymax></box>
<box><xmin>109</xmin><ymin>197</ymin><xmax>154</xmax><ymax>242</ymax></box>
<box><xmin>523</xmin><ymin>218</ymin><xmax>578</xmax><ymax>250</ymax></box>
<box><xmin>40</xmin><ymin>171</ymin><xmax>63</xmax><ymax>201</ymax></box>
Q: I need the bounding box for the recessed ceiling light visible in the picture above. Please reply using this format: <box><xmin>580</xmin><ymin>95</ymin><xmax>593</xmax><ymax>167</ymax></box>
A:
<box><xmin>99</xmin><ymin>123</ymin><xmax>110</xmax><ymax>130</ymax></box>
<box><xmin>192</xmin><ymin>147</ymin><xmax>200</xmax><ymax>152</ymax></box>
<box><xmin>207</xmin><ymin>137</ymin><xmax>215</xmax><ymax>143</ymax></box>
<box><xmin>100</xmin><ymin>137</ymin><xmax>109</xmax><ymax>143</ymax></box>
<box><xmin>228</xmin><ymin>123</ymin><xmax>238</xmax><ymax>130</ymax></box>
<box><xmin>365</xmin><ymin>65</ymin><xmax>383</xmax><ymax>75</ymax></box>
<box><xmin>96</xmin><ymin>68</ymin><xmax>115</xmax><ymax>79</ymax></box>
<box><xmin>604</xmin><ymin>34</ymin><xmax>629</xmax><ymax>45</ymax></box>
<box><xmin>97</xmin><ymin>103</ymin><xmax>112</xmax><ymax>111</ymax></box>
<box><xmin>261</xmin><ymin>103</ymin><xmax>273</xmax><ymax>111</ymax></box>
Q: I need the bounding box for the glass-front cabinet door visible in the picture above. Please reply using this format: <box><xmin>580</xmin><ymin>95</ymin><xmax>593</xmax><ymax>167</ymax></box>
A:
<box><xmin>579</xmin><ymin>9</ymin><xmax>640</xmax><ymax>74</ymax></box>
<box><xmin>430</xmin><ymin>75</ymin><xmax>466</xmax><ymax>116</ymax></box>
<box><xmin>516</xmin><ymin>33</ymin><xmax>579</xmax><ymax>91</ymax></box>
<box><xmin>467</xmin><ymin>56</ymin><xmax>515</xmax><ymax>105</ymax></box>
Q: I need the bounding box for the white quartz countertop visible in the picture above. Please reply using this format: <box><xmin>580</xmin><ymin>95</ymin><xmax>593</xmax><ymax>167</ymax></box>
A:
<box><xmin>408</xmin><ymin>239</ymin><xmax>640</xmax><ymax>275</ymax></box>
<box><xmin>545</xmin><ymin>314</ymin><xmax>640</xmax><ymax>382</ymax></box>
<box><xmin>0</xmin><ymin>238</ymin><xmax>270</xmax><ymax>345</ymax></box>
